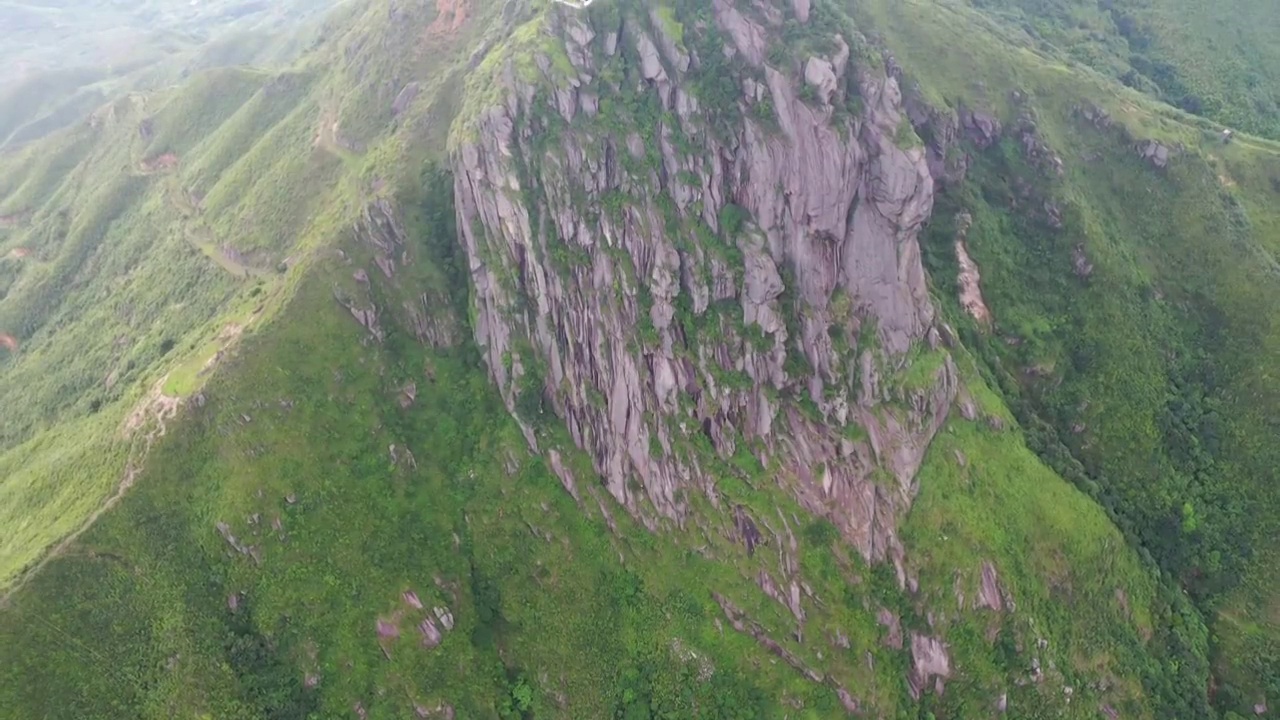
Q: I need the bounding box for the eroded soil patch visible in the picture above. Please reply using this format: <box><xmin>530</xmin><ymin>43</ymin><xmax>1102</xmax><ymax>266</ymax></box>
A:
<box><xmin>139</xmin><ymin>153</ymin><xmax>180</xmax><ymax>173</ymax></box>
<box><xmin>426</xmin><ymin>0</ymin><xmax>469</xmax><ymax>36</ymax></box>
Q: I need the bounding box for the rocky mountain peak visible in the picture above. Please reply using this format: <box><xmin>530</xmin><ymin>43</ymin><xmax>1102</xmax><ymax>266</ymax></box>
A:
<box><xmin>452</xmin><ymin>0</ymin><xmax>957</xmax><ymax>565</ymax></box>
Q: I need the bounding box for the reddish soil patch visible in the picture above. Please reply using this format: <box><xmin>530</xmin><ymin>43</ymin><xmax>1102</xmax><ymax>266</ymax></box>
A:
<box><xmin>426</xmin><ymin>0</ymin><xmax>469</xmax><ymax>36</ymax></box>
<box><xmin>0</xmin><ymin>333</ymin><xmax>17</xmax><ymax>352</ymax></box>
<box><xmin>0</xmin><ymin>211</ymin><xmax>29</xmax><ymax>229</ymax></box>
<box><xmin>140</xmin><ymin>153</ymin><xmax>180</xmax><ymax>173</ymax></box>
<box><xmin>6</xmin><ymin>248</ymin><xmax>32</xmax><ymax>259</ymax></box>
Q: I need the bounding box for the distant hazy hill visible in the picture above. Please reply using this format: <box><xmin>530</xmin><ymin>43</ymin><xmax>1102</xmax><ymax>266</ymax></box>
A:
<box><xmin>0</xmin><ymin>0</ymin><xmax>335</xmax><ymax>149</ymax></box>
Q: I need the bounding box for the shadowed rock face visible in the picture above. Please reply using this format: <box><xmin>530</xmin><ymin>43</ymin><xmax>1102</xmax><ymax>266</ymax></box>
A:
<box><xmin>453</xmin><ymin>1</ymin><xmax>956</xmax><ymax>564</ymax></box>
<box><xmin>960</xmin><ymin>106</ymin><xmax>1002</xmax><ymax>149</ymax></box>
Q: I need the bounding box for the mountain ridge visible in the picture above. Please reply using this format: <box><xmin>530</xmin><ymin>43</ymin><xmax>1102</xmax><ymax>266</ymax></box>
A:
<box><xmin>1</xmin><ymin>0</ymin><xmax>1278</xmax><ymax>717</ymax></box>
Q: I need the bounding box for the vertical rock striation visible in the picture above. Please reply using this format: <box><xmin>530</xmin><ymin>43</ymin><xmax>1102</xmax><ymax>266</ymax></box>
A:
<box><xmin>452</xmin><ymin>0</ymin><xmax>957</xmax><ymax>565</ymax></box>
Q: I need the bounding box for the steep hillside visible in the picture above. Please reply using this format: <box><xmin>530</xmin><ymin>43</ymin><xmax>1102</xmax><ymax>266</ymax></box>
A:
<box><xmin>1</xmin><ymin>0</ymin><xmax>1279</xmax><ymax>718</ymax></box>
<box><xmin>0</xmin><ymin>0</ymin><xmax>500</xmax><ymax>593</ymax></box>
<box><xmin>963</xmin><ymin>0</ymin><xmax>1280</xmax><ymax>139</ymax></box>
<box><xmin>853</xmin><ymin>0</ymin><xmax>1280</xmax><ymax>710</ymax></box>
<box><xmin>0</xmin><ymin>0</ymin><xmax>336</xmax><ymax>150</ymax></box>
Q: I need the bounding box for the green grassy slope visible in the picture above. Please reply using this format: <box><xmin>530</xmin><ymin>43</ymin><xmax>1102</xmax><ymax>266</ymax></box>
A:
<box><xmin>0</xmin><ymin>0</ymin><xmax>498</xmax><ymax>598</ymax></box>
<box><xmin>964</xmin><ymin>0</ymin><xmax>1280</xmax><ymax>139</ymax></box>
<box><xmin>0</xmin><ymin>64</ymin><xmax>312</xmax><ymax>587</ymax></box>
<box><xmin>0</xmin><ymin>163</ymin><xmax>1172</xmax><ymax>720</ymax></box>
<box><xmin>0</xmin><ymin>0</ymin><xmax>337</xmax><ymax>151</ymax></box>
<box><xmin>0</xmin><ymin>68</ymin><xmax>108</xmax><ymax>148</ymax></box>
<box><xmin>858</xmin><ymin>0</ymin><xmax>1280</xmax><ymax>711</ymax></box>
<box><xmin>1</xmin><ymin>0</ymin><xmax>1279</xmax><ymax>717</ymax></box>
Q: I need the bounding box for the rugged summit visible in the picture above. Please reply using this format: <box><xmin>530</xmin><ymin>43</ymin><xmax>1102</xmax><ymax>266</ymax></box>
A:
<box><xmin>456</xmin><ymin>0</ymin><xmax>955</xmax><ymax>566</ymax></box>
<box><xmin>4</xmin><ymin>0</ymin><xmax>1280</xmax><ymax>717</ymax></box>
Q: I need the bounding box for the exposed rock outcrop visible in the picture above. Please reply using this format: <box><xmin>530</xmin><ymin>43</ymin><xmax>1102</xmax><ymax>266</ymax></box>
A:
<box><xmin>960</xmin><ymin>105</ymin><xmax>1002</xmax><ymax>149</ymax></box>
<box><xmin>1072</xmin><ymin>244</ymin><xmax>1094</xmax><ymax>279</ymax></box>
<box><xmin>348</xmin><ymin>198</ymin><xmax>461</xmax><ymax>348</ymax></box>
<box><xmin>452</xmin><ymin>2</ymin><xmax>957</xmax><ymax>565</ymax></box>
<box><xmin>0</xmin><ymin>211</ymin><xmax>30</xmax><ymax>230</ymax></box>
<box><xmin>415</xmin><ymin>702</ymin><xmax>456</xmax><ymax>719</ymax></box>
<box><xmin>901</xmin><ymin>85</ymin><xmax>967</xmax><ymax>189</ymax></box>
<box><xmin>1137</xmin><ymin>139</ymin><xmax>1172</xmax><ymax>169</ymax></box>
<box><xmin>976</xmin><ymin>560</ymin><xmax>1006</xmax><ymax>612</ymax></box>
<box><xmin>908</xmin><ymin>632</ymin><xmax>952</xmax><ymax>698</ymax></box>
<box><xmin>1014</xmin><ymin>112</ymin><xmax>1064</xmax><ymax>176</ymax></box>
<box><xmin>733</xmin><ymin>505</ymin><xmax>763</xmax><ymax>556</ymax></box>
<box><xmin>790</xmin><ymin>0</ymin><xmax>811</xmax><ymax>23</ymax></box>
<box><xmin>952</xmin><ymin>212</ymin><xmax>991</xmax><ymax>326</ymax></box>
<box><xmin>878</xmin><ymin>607</ymin><xmax>903</xmax><ymax>649</ymax></box>
<box><xmin>1074</xmin><ymin>102</ymin><xmax>1112</xmax><ymax>130</ymax></box>
<box><xmin>392</xmin><ymin>82</ymin><xmax>421</xmax><ymax>115</ymax></box>
<box><xmin>139</xmin><ymin>153</ymin><xmax>180</xmax><ymax>173</ymax></box>
<box><xmin>713</xmin><ymin>592</ymin><xmax>862</xmax><ymax>711</ymax></box>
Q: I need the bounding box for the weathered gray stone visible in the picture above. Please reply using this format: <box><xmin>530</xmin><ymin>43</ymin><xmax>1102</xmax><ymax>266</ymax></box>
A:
<box><xmin>837</xmin><ymin>688</ymin><xmax>859</xmax><ymax>713</ymax></box>
<box><xmin>649</xmin><ymin>8</ymin><xmax>691</xmax><ymax>73</ymax></box>
<box><xmin>418</xmin><ymin>617</ymin><xmax>442</xmax><ymax>648</ymax></box>
<box><xmin>977</xmin><ymin>561</ymin><xmax>1005</xmax><ymax>612</ymax></box>
<box><xmin>1138</xmin><ymin>139</ymin><xmax>1171</xmax><ymax>168</ymax></box>
<box><xmin>804</xmin><ymin>57</ymin><xmax>837</xmax><ymax>105</ymax></box>
<box><xmin>712</xmin><ymin>0</ymin><xmax>768</xmax><ymax>66</ymax></box>
<box><xmin>908</xmin><ymin>633</ymin><xmax>952</xmax><ymax>699</ymax></box>
<box><xmin>451</xmin><ymin>3</ymin><xmax>956</xmax><ymax>567</ymax></box>
<box><xmin>878</xmin><ymin>608</ymin><xmax>903</xmax><ymax>649</ymax></box>
<box><xmin>392</xmin><ymin>82</ymin><xmax>420</xmax><ymax>115</ymax></box>
<box><xmin>960</xmin><ymin>106</ymin><xmax>1002</xmax><ymax>149</ymax></box>
<box><xmin>1073</xmin><ymin>244</ymin><xmax>1094</xmax><ymax>278</ymax></box>
<box><xmin>634</xmin><ymin>30</ymin><xmax>668</xmax><ymax>82</ymax></box>
<box><xmin>562</xmin><ymin>15</ymin><xmax>596</xmax><ymax>70</ymax></box>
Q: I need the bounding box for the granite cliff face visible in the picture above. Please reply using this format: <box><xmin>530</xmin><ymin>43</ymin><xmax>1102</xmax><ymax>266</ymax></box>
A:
<box><xmin>452</xmin><ymin>0</ymin><xmax>958</xmax><ymax>570</ymax></box>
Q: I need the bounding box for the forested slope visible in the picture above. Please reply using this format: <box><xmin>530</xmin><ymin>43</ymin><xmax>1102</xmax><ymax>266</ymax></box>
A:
<box><xmin>1</xmin><ymin>0</ymin><xmax>1278</xmax><ymax>717</ymax></box>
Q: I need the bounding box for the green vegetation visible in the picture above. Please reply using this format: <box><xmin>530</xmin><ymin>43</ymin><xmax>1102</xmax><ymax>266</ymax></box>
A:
<box><xmin>894</xmin><ymin>116</ymin><xmax>925</xmax><ymax>150</ymax></box>
<box><xmin>905</xmin><ymin>415</ymin><xmax>1160</xmax><ymax>718</ymax></box>
<box><xmin>4</xmin><ymin>0</ymin><xmax>1280</xmax><ymax>717</ymax></box>
<box><xmin>963</xmin><ymin>0</ymin><xmax>1280</xmax><ymax>139</ymax></box>
<box><xmin>0</xmin><ymin>60</ymin><xmax>328</xmax><ymax>587</ymax></box>
<box><xmin>0</xmin><ymin>223</ymin><xmax>1178</xmax><ymax>717</ymax></box>
<box><xmin>0</xmin><ymin>0</ymin><xmax>497</xmax><ymax>591</ymax></box>
<box><xmin>854</xmin><ymin>0</ymin><xmax>1280</xmax><ymax>711</ymax></box>
<box><xmin>653</xmin><ymin>5</ymin><xmax>685</xmax><ymax>47</ymax></box>
<box><xmin>0</xmin><ymin>0</ymin><xmax>334</xmax><ymax>151</ymax></box>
